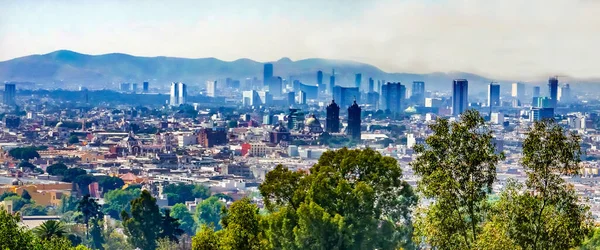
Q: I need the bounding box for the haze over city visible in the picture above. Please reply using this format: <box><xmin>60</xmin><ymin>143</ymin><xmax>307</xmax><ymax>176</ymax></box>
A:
<box><xmin>1</xmin><ymin>0</ymin><xmax>599</xmax><ymax>79</ymax></box>
<box><xmin>2</xmin><ymin>1</ymin><xmax>600</xmax><ymax>250</ymax></box>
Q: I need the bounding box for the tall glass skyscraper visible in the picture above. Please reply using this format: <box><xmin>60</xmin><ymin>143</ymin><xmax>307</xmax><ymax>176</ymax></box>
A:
<box><xmin>263</xmin><ymin>63</ymin><xmax>273</xmax><ymax>85</ymax></box>
<box><xmin>487</xmin><ymin>83</ymin><xmax>500</xmax><ymax>107</ymax></box>
<box><xmin>170</xmin><ymin>82</ymin><xmax>187</xmax><ymax>106</ymax></box>
<box><xmin>452</xmin><ymin>79</ymin><xmax>468</xmax><ymax>116</ymax></box>
<box><xmin>548</xmin><ymin>77</ymin><xmax>558</xmax><ymax>108</ymax></box>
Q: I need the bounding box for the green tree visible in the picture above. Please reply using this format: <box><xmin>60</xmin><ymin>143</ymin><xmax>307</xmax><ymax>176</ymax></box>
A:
<box><xmin>411</xmin><ymin>109</ymin><xmax>503</xmax><ymax>249</ymax></box>
<box><xmin>479</xmin><ymin>121</ymin><xmax>592</xmax><ymax>250</ymax></box>
<box><xmin>98</xmin><ymin>176</ymin><xmax>125</xmax><ymax>193</ymax></box>
<box><xmin>68</xmin><ymin>135</ymin><xmax>80</xmax><ymax>144</ymax></box>
<box><xmin>218</xmin><ymin>198</ymin><xmax>268</xmax><ymax>250</ymax></box>
<box><xmin>74</xmin><ymin>174</ymin><xmax>97</xmax><ymax>195</ymax></box>
<box><xmin>77</xmin><ymin>195</ymin><xmax>103</xmax><ymax>242</ymax></box>
<box><xmin>21</xmin><ymin>190</ymin><xmax>32</xmax><ymax>200</ymax></box>
<box><xmin>261</xmin><ymin>147</ymin><xmax>417</xmax><ymax>250</ymax></box>
<box><xmin>62</xmin><ymin>167</ymin><xmax>87</xmax><ymax>182</ymax></box>
<box><xmin>192</xmin><ymin>225</ymin><xmax>219</xmax><ymax>250</ymax></box>
<box><xmin>156</xmin><ymin>238</ymin><xmax>179</xmax><ymax>250</ymax></box>
<box><xmin>171</xmin><ymin>203</ymin><xmax>196</xmax><ymax>235</ymax></box>
<box><xmin>196</xmin><ymin>196</ymin><xmax>225</xmax><ymax>230</ymax></box>
<box><xmin>579</xmin><ymin>227</ymin><xmax>600</xmax><ymax>250</ymax></box>
<box><xmin>9</xmin><ymin>147</ymin><xmax>40</xmax><ymax>161</ymax></box>
<box><xmin>33</xmin><ymin>220</ymin><xmax>67</xmax><ymax>241</ymax></box>
<box><xmin>21</xmin><ymin>204</ymin><xmax>48</xmax><ymax>216</ymax></box>
<box><xmin>159</xmin><ymin>209</ymin><xmax>184</xmax><ymax>242</ymax></box>
<box><xmin>47</xmin><ymin>163</ymin><xmax>68</xmax><ymax>176</ymax></box>
<box><xmin>163</xmin><ymin>183</ymin><xmax>211</xmax><ymax>205</ymax></box>
<box><xmin>0</xmin><ymin>191</ymin><xmax>17</xmax><ymax>201</ymax></box>
<box><xmin>59</xmin><ymin>195</ymin><xmax>79</xmax><ymax>214</ymax></box>
<box><xmin>102</xmin><ymin>224</ymin><xmax>133</xmax><ymax>250</ymax></box>
<box><xmin>5</xmin><ymin>195</ymin><xmax>30</xmax><ymax>211</ymax></box>
<box><xmin>121</xmin><ymin>190</ymin><xmax>162</xmax><ymax>250</ymax></box>
<box><xmin>102</xmin><ymin>188</ymin><xmax>141</xmax><ymax>218</ymax></box>
<box><xmin>0</xmin><ymin>208</ymin><xmax>36</xmax><ymax>249</ymax></box>
<box><xmin>19</xmin><ymin>161</ymin><xmax>36</xmax><ymax>171</ymax></box>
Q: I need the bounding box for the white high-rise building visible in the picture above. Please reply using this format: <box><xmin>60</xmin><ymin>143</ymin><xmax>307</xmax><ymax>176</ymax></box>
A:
<box><xmin>511</xmin><ymin>82</ymin><xmax>525</xmax><ymax>103</ymax></box>
<box><xmin>170</xmin><ymin>82</ymin><xmax>187</xmax><ymax>106</ymax></box>
<box><xmin>206</xmin><ymin>80</ymin><xmax>217</xmax><ymax>97</ymax></box>
<box><xmin>242</xmin><ymin>90</ymin><xmax>259</xmax><ymax>106</ymax></box>
<box><xmin>490</xmin><ymin>112</ymin><xmax>504</xmax><ymax>124</ymax></box>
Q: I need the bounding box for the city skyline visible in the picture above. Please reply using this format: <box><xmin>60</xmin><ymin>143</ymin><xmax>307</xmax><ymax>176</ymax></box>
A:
<box><xmin>1</xmin><ymin>0</ymin><xmax>599</xmax><ymax>80</ymax></box>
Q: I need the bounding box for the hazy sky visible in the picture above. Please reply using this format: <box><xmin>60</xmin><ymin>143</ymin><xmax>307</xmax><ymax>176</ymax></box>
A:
<box><xmin>1</xmin><ymin>0</ymin><xmax>599</xmax><ymax>79</ymax></box>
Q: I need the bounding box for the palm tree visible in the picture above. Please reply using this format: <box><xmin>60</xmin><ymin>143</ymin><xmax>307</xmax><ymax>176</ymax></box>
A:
<box><xmin>33</xmin><ymin>220</ymin><xmax>67</xmax><ymax>240</ymax></box>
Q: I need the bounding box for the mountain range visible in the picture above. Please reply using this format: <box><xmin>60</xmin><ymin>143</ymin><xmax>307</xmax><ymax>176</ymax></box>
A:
<box><xmin>0</xmin><ymin>50</ymin><xmax>588</xmax><ymax>93</ymax></box>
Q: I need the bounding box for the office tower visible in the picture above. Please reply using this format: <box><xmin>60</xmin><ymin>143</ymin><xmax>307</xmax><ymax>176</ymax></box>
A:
<box><xmin>266</xmin><ymin>76</ymin><xmax>282</xmax><ymax>97</ymax></box>
<box><xmin>326</xmin><ymin>100</ymin><xmax>340</xmax><ymax>133</ymax></box>
<box><xmin>355</xmin><ymin>73</ymin><xmax>362</xmax><ymax>89</ymax></box>
<box><xmin>287</xmin><ymin>91</ymin><xmax>296</xmax><ymax>106</ymax></box>
<box><xmin>548</xmin><ymin>77</ymin><xmax>558</xmax><ymax>108</ymax></box>
<box><xmin>532</xmin><ymin>97</ymin><xmax>552</xmax><ymax>108</ymax></box>
<box><xmin>206</xmin><ymin>80</ymin><xmax>217</xmax><ymax>97</ymax></box>
<box><xmin>532</xmin><ymin>86</ymin><xmax>540</xmax><ymax>98</ymax></box>
<box><xmin>347</xmin><ymin>100</ymin><xmax>362</xmax><ymax>141</ymax></box>
<box><xmin>511</xmin><ymin>82</ymin><xmax>525</xmax><ymax>103</ymax></box>
<box><xmin>377</xmin><ymin>80</ymin><xmax>381</xmax><ymax>93</ymax></box>
<box><xmin>333</xmin><ymin>86</ymin><xmax>360</xmax><ymax>108</ymax></box>
<box><xmin>297</xmin><ymin>91</ymin><xmax>307</xmax><ymax>105</ymax></box>
<box><xmin>131</xmin><ymin>83</ymin><xmax>138</xmax><ymax>93</ymax></box>
<box><xmin>80</xmin><ymin>87</ymin><xmax>89</xmax><ymax>104</ymax></box>
<box><xmin>329</xmin><ymin>69</ymin><xmax>336</xmax><ymax>95</ymax></box>
<box><xmin>380</xmin><ymin>82</ymin><xmax>406</xmax><ymax>113</ymax></box>
<box><xmin>292</xmin><ymin>81</ymin><xmax>318</xmax><ymax>100</ymax></box>
<box><xmin>367</xmin><ymin>92</ymin><xmax>380</xmax><ymax>108</ymax></box>
<box><xmin>560</xmin><ymin>84</ymin><xmax>571</xmax><ymax>103</ymax></box>
<box><xmin>411</xmin><ymin>81</ymin><xmax>425</xmax><ymax>105</ymax></box>
<box><xmin>257</xmin><ymin>91</ymin><xmax>272</xmax><ymax>106</ymax></box>
<box><xmin>368</xmin><ymin>78</ymin><xmax>374</xmax><ymax>93</ymax></box>
<box><xmin>263</xmin><ymin>63</ymin><xmax>273</xmax><ymax>85</ymax></box>
<box><xmin>317</xmin><ymin>70</ymin><xmax>324</xmax><ymax>93</ymax></box>
<box><xmin>142</xmin><ymin>82</ymin><xmax>149</xmax><ymax>93</ymax></box>
<box><xmin>530</xmin><ymin>107</ymin><xmax>554</xmax><ymax>122</ymax></box>
<box><xmin>170</xmin><ymin>82</ymin><xmax>187</xmax><ymax>106</ymax></box>
<box><xmin>452</xmin><ymin>79</ymin><xmax>468</xmax><ymax>116</ymax></box>
<box><xmin>487</xmin><ymin>83</ymin><xmax>500</xmax><ymax>107</ymax></box>
<box><xmin>3</xmin><ymin>83</ymin><xmax>16</xmax><ymax>106</ymax></box>
<box><xmin>242</xmin><ymin>90</ymin><xmax>260</xmax><ymax>106</ymax></box>
<box><xmin>120</xmin><ymin>83</ymin><xmax>131</xmax><ymax>92</ymax></box>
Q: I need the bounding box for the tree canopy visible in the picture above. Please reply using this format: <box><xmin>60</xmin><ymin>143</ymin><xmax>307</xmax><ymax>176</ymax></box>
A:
<box><xmin>163</xmin><ymin>183</ymin><xmax>211</xmax><ymax>205</ymax></box>
<box><xmin>260</xmin><ymin>147</ymin><xmax>417</xmax><ymax>250</ymax></box>
<box><xmin>411</xmin><ymin>109</ymin><xmax>504</xmax><ymax>249</ymax></box>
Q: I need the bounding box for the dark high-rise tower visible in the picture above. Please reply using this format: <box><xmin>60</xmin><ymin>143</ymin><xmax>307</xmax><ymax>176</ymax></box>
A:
<box><xmin>452</xmin><ymin>79</ymin><xmax>468</xmax><ymax>116</ymax></box>
<box><xmin>263</xmin><ymin>63</ymin><xmax>273</xmax><ymax>85</ymax></box>
<box><xmin>142</xmin><ymin>81</ymin><xmax>149</xmax><ymax>93</ymax></box>
<box><xmin>355</xmin><ymin>73</ymin><xmax>362</xmax><ymax>89</ymax></box>
<box><xmin>3</xmin><ymin>83</ymin><xmax>15</xmax><ymax>106</ymax></box>
<box><xmin>347</xmin><ymin>100</ymin><xmax>362</xmax><ymax>141</ymax></box>
<box><xmin>326</xmin><ymin>100</ymin><xmax>340</xmax><ymax>133</ymax></box>
<box><xmin>548</xmin><ymin>77</ymin><xmax>558</xmax><ymax>108</ymax></box>
<box><xmin>317</xmin><ymin>70</ymin><xmax>324</xmax><ymax>93</ymax></box>
<box><xmin>487</xmin><ymin>83</ymin><xmax>500</xmax><ymax>107</ymax></box>
<box><xmin>411</xmin><ymin>81</ymin><xmax>425</xmax><ymax>105</ymax></box>
<box><xmin>368</xmin><ymin>77</ymin><xmax>374</xmax><ymax>93</ymax></box>
<box><xmin>268</xmin><ymin>76</ymin><xmax>282</xmax><ymax>97</ymax></box>
<box><xmin>532</xmin><ymin>86</ymin><xmax>540</xmax><ymax>97</ymax></box>
<box><xmin>380</xmin><ymin>82</ymin><xmax>406</xmax><ymax>113</ymax></box>
<box><xmin>329</xmin><ymin>69</ymin><xmax>336</xmax><ymax>95</ymax></box>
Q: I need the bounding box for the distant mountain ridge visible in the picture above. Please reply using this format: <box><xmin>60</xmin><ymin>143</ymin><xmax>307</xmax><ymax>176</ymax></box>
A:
<box><xmin>0</xmin><ymin>50</ymin><xmax>503</xmax><ymax>91</ymax></box>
